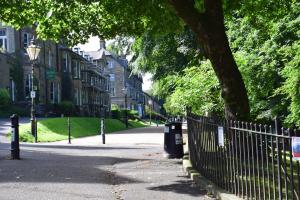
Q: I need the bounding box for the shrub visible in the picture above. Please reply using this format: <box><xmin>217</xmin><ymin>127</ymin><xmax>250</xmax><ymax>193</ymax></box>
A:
<box><xmin>58</xmin><ymin>101</ymin><xmax>74</xmax><ymax>116</ymax></box>
<box><xmin>111</xmin><ymin>109</ymin><xmax>121</xmax><ymax>119</ymax></box>
<box><xmin>0</xmin><ymin>89</ymin><xmax>11</xmax><ymax>108</ymax></box>
<box><xmin>128</xmin><ymin>110</ymin><xmax>139</xmax><ymax>119</ymax></box>
<box><xmin>111</xmin><ymin>104</ymin><xmax>121</xmax><ymax>119</ymax></box>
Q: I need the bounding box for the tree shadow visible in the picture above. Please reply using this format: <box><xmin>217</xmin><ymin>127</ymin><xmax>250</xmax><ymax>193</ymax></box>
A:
<box><xmin>0</xmin><ymin>148</ymin><xmax>145</xmax><ymax>185</ymax></box>
<box><xmin>110</xmin><ymin>126</ymin><xmax>164</xmax><ymax>135</ymax></box>
<box><xmin>147</xmin><ymin>180</ymin><xmax>207</xmax><ymax>197</ymax></box>
<box><xmin>21</xmin><ymin>144</ymin><xmax>146</xmax><ymax>150</ymax></box>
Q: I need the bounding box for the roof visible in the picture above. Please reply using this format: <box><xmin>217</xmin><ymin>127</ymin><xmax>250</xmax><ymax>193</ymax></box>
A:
<box><xmin>87</xmin><ymin>48</ymin><xmax>130</xmax><ymax>68</ymax></box>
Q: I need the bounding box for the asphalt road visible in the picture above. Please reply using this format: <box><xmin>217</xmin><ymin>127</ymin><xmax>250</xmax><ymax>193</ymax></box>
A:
<box><xmin>0</xmin><ymin>121</ymin><xmax>208</xmax><ymax>200</ymax></box>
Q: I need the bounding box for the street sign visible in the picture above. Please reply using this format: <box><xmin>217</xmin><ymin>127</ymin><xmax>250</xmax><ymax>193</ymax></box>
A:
<box><xmin>46</xmin><ymin>68</ymin><xmax>56</xmax><ymax>80</ymax></box>
<box><xmin>31</xmin><ymin>91</ymin><xmax>36</xmax><ymax>98</ymax></box>
<box><xmin>292</xmin><ymin>137</ymin><xmax>300</xmax><ymax>160</ymax></box>
<box><xmin>218</xmin><ymin>126</ymin><xmax>224</xmax><ymax>147</ymax></box>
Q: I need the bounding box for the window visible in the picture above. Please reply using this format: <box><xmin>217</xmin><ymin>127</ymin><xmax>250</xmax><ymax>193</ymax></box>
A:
<box><xmin>10</xmin><ymin>79</ymin><xmax>16</xmax><ymax>102</ymax></box>
<box><xmin>0</xmin><ymin>28</ymin><xmax>7</xmax><ymax>52</ymax></box>
<box><xmin>108</xmin><ymin>60</ymin><xmax>114</xmax><ymax>68</ymax></box>
<box><xmin>48</xmin><ymin>49</ymin><xmax>53</xmax><ymax>67</ymax></box>
<box><xmin>0</xmin><ymin>29</ymin><xmax>6</xmax><ymax>36</ymax></box>
<box><xmin>57</xmin><ymin>83</ymin><xmax>60</xmax><ymax>103</ymax></box>
<box><xmin>78</xmin><ymin>62</ymin><xmax>81</xmax><ymax>79</ymax></box>
<box><xmin>50</xmin><ymin>82</ymin><xmax>55</xmax><ymax>103</ymax></box>
<box><xmin>63</xmin><ymin>53</ymin><xmax>68</xmax><ymax>72</ymax></box>
<box><xmin>74</xmin><ymin>88</ymin><xmax>79</xmax><ymax>105</ymax></box>
<box><xmin>79</xmin><ymin>89</ymin><xmax>82</xmax><ymax>106</ymax></box>
<box><xmin>111</xmin><ymin>88</ymin><xmax>115</xmax><ymax>96</ymax></box>
<box><xmin>72</xmin><ymin>60</ymin><xmax>78</xmax><ymax>78</ymax></box>
<box><xmin>109</xmin><ymin>74</ymin><xmax>115</xmax><ymax>82</ymax></box>
<box><xmin>23</xmin><ymin>32</ymin><xmax>31</xmax><ymax>48</ymax></box>
<box><xmin>25</xmin><ymin>74</ymin><xmax>32</xmax><ymax>98</ymax></box>
<box><xmin>91</xmin><ymin>77</ymin><xmax>94</xmax><ymax>86</ymax></box>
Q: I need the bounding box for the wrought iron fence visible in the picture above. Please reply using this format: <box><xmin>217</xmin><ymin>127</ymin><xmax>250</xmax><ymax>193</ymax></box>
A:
<box><xmin>187</xmin><ymin>112</ymin><xmax>300</xmax><ymax>200</ymax></box>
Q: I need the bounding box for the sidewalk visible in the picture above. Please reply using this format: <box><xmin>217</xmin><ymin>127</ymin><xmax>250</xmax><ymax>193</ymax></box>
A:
<box><xmin>0</xmin><ymin>126</ymin><xmax>210</xmax><ymax>200</ymax></box>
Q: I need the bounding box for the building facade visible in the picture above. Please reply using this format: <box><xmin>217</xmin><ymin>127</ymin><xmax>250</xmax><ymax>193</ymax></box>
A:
<box><xmin>0</xmin><ymin>23</ymin><xmax>110</xmax><ymax>116</ymax></box>
<box><xmin>87</xmin><ymin>40</ymin><xmax>146</xmax><ymax>117</ymax></box>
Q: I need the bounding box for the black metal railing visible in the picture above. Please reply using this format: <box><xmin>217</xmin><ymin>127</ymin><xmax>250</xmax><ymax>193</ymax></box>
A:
<box><xmin>187</xmin><ymin>112</ymin><xmax>300</xmax><ymax>200</ymax></box>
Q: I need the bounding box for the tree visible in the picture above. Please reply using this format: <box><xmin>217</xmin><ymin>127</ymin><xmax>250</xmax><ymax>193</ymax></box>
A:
<box><xmin>0</xmin><ymin>0</ymin><xmax>293</xmax><ymax>119</ymax></box>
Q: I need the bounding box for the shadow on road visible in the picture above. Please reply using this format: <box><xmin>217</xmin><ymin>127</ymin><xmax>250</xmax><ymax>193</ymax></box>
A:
<box><xmin>0</xmin><ymin>148</ymin><xmax>146</xmax><ymax>185</ymax></box>
<box><xmin>147</xmin><ymin>180</ymin><xmax>207</xmax><ymax>197</ymax></box>
<box><xmin>21</xmin><ymin>144</ymin><xmax>146</xmax><ymax>151</ymax></box>
<box><xmin>110</xmin><ymin>126</ymin><xmax>164</xmax><ymax>135</ymax></box>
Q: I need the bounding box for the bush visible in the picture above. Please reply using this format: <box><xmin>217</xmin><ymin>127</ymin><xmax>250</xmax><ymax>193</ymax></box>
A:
<box><xmin>128</xmin><ymin>110</ymin><xmax>139</xmax><ymax>120</ymax></box>
<box><xmin>111</xmin><ymin>109</ymin><xmax>121</xmax><ymax>119</ymax></box>
<box><xmin>0</xmin><ymin>89</ymin><xmax>11</xmax><ymax>108</ymax></box>
<box><xmin>58</xmin><ymin>101</ymin><xmax>74</xmax><ymax>116</ymax></box>
<box><xmin>111</xmin><ymin>106</ymin><xmax>139</xmax><ymax>120</ymax></box>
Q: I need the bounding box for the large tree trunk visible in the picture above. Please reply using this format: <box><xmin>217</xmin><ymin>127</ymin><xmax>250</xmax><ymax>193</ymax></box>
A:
<box><xmin>169</xmin><ymin>0</ymin><xmax>250</xmax><ymax>120</ymax></box>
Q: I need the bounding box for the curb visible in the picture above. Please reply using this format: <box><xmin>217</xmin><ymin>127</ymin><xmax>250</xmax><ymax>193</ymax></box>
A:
<box><xmin>182</xmin><ymin>155</ymin><xmax>243</xmax><ymax>200</ymax></box>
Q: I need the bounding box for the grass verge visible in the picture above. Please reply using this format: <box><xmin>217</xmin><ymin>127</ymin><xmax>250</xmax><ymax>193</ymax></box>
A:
<box><xmin>14</xmin><ymin>117</ymin><xmax>147</xmax><ymax>143</ymax></box>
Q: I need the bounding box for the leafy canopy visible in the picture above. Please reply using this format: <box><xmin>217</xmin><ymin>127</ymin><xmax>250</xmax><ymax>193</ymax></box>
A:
<box><xmin>0</xmin><ymin>0</ymin><xmax>294</xmax><ymax>45</ymax></box>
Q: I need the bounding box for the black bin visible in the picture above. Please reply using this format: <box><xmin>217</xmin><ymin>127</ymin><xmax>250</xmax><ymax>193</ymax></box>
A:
<box><xmin>164</xmin><ymin>122</ymin><xmax>183</xmax><ymax>158</ymax></box>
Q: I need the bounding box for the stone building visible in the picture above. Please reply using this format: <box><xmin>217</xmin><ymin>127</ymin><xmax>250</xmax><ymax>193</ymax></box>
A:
<box><xmin>0</xmin><ymin>23</ymin><xmax>110</xmax><ymax>116</ymax></box>
<box><xmin>0</xmin><ymin>53</ymin><xmax>14</xmax><ymax>100</ymax></box>
<box><xmin>87</xmin><ymin>40</ymin><xmax>145</xmax><ymax>117</ymax></box>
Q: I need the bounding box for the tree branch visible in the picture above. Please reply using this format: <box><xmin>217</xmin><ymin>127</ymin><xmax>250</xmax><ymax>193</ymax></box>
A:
<box><xmin>168</xmin><ymin>0</ymin><xmax>206</xmax><ymax>36</ymax></box>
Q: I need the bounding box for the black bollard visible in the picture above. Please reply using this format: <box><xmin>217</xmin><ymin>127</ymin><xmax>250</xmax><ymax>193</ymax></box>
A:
<box><xmin>68</xmin><ymin>117</ymin><xmax>71</xmax><ymax>144</ymax></box>
<box><xmin>100</xmin><ymin>118</ymin><xmax>105</xmax><ymax>144</ymax></box>
<box><xmin>10</xmin><ymin>114</ymin><xmax>20</xmax><ymax>159</ymax></box>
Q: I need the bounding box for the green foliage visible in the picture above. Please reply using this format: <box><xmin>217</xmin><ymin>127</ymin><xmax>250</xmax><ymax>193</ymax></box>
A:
<box><xmin>131</xmin><ymin>28</ymin><xmax>201</xmax><ymax>80</ymax></box>
<box><xmin>276</xmin><ymin>41</ymin><xmax>300</xmax><ymax>126</ymax></box>
<box><xmin>128</xmin><ymin>110</ymin><xmax>139</xmax><ymax>120</ymax></box>
<box><xmin>162</xmin><ymin>62</ymin><xmax>222</xmax><ymax>116</ymax></box>
<box><xmin>58</xmin><ymin>101</ymin><xmax>75</xmax><ymax>115</ymax></box>
<box><xmin>111</xmin><ymin>104</ymin><xmax>119</xmax><ymax>110</ymax></box>
<box><xmin>0</xmin><ymin>0</ymin><xmax>293</xmax><ymax>46</ymax></box>
<box><xmin>0</xmin><ymin>0</ymin><xmax>298</xmax><ymax>123</ymax></box>
<box><xmin>227</xmin><ymin>2</ymin><xmax>300</xmax><ymax>124</ymax></box>
<box><xmin>0</xmin><ymin>89</ymin><xmax>11</xmax><ymax>108</ymax></box>
<box><xmin>106</xmin><ymin>36</ymin><xmax>133</xmax><ymax>56</ymax></box>
<box><xmin>111</xmin><ymin>104</ymin><xmax>139</xmax><ymax>120</ymax></box>
<box><xmin>0</xmin><ymin>0</ymin><xmax>181</xmax><ymax>45</ymax></box>
<box><xmin>0</xmin><ymin>105</ymin><xmax>29</xmax><ymax>118</ymax></box>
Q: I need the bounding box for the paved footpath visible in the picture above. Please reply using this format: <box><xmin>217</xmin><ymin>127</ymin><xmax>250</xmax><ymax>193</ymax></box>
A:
<box><xmin>0</xmin><ymin>120</ymin><xmax>208</xmax><ymax>200</ymax></box>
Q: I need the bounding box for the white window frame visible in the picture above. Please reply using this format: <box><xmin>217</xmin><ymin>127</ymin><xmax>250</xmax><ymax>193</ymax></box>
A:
<box><xmin>50</xmin><ymin>82</ymin><xmax>56</xmax><ymax>104</ymax></box>
<box><xmin>48</xmin><ymin>49</ymin><xmax>52</xmax><ymax>68</ymax></box>
<box><xmin>111</xmin><ymin>87</ymin><xmax>115</xmax><ymax>97</ymax></box>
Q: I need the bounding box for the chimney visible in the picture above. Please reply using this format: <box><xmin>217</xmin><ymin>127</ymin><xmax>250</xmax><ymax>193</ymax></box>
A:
<box><xmin>99</xmin><ymin>38</ymin><xmax>106</xmax><ymax>49</ymax></box>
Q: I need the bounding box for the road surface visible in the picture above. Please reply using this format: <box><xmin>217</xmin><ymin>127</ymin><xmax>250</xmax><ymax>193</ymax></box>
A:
<box><xmin>0</xmin><ymin>120</ymin><xmax>208</xmax><ymax>200</ymax></box>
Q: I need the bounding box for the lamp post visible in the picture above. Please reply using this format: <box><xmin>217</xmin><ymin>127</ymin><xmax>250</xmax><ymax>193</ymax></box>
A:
<box><xmin>148</xmin><ymin>99</ymin><xmax>153</xmax><ymax>125</ymax></box>
<box><xmin>122</xmin><ymin>87</ymin><xmax>128</xmax><ymax>128</ymax></box>
<box><xmin>26</xmin><ymin>38</ymin><xmax>41</xmax><ymax>139</ymax></box>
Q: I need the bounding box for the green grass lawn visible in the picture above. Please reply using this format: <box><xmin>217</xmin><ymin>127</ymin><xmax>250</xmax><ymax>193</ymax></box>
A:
<box><xmin>15</xmin><ymin>117</ymin><xmax>148</xmax><ymax>143</ymax></box>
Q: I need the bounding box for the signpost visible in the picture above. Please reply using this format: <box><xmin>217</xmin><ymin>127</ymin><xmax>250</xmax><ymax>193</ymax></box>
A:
<box><xmin>218</xmin><ymin>126</ymin><xmax>224</xmax><ymax>147</ymax></box>
<box><xmin>30</xmin><ymin>91</ymin><xmax>36</xmax><ymax>99</ymax></box>
<box><xmin>292</xmin><ymin>137</ymin><xmax>300</xmax><ymax>160</ymax></box>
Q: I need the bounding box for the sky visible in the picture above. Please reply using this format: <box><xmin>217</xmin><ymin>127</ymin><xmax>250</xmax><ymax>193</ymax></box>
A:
<box><xmin>77</xmin><ymin>36</ymin><xmax>153</xmax><ymax>91</ymax></box>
